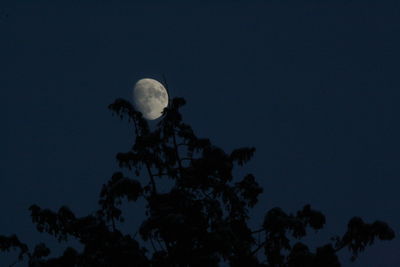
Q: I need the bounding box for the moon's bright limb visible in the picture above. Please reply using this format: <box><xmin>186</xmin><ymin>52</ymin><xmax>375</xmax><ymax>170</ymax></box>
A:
<box><xmin>133</xmin><ymin>78</ymin><xmax>169</xmax><ymax>120</ymax></box>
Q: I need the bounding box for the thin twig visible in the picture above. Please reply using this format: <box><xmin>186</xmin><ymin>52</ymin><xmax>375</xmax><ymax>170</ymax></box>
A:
<box><xmin>150</xmin><ymin>237</ymin><xmax>158</xmax><ymax>252</ymax></box>
<box><xmin>9</xmin><ymin>259</ymin><xmax>19</xmax><ymax>267</ymax></box>
<box><xmin>251</xmin><ymin>241</ymin><xmax>266</xmax><ymax>256</ymax></box>
<box><xmin>251</xmin><ymin>228</ymin><xmax>265</xmax><ymax>234</ymax></box>
<box><xmin>172</xmin><ymin>127</ymin><xmax>184</xmax><ymax>180</ymax></box>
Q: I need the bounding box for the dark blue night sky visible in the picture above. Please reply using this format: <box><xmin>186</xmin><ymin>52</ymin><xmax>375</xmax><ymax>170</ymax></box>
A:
<box><xmin>1</xmin><ymin>1</ymin><xmax>399</xmax><ymax>266</ymax></box>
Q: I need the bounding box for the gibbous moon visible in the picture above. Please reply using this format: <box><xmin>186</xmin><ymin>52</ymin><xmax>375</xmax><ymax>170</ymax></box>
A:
<box><xmin>132</xmin><ymin>78</ymin><xmax>169</xmax><ymax>120</ymax></box>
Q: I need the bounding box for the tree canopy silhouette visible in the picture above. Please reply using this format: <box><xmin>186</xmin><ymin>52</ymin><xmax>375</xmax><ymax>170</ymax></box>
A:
<box><xmin>1</xmin><ymin>96</ymin><xmax>395</xmax><ymax>266</ymax></box>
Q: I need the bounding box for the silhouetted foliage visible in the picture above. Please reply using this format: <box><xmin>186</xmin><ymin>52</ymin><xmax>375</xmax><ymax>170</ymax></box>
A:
<box><xmin>1</xmin><ymin>95</ymin><xmax>395</xmax><ymax>266</ymax></box>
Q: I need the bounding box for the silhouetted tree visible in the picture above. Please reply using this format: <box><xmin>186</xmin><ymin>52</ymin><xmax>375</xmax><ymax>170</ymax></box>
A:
<box><xmin>1</xmin><ymin>95</ymin><xmax>395</xmax><ymax>266</ymax></box>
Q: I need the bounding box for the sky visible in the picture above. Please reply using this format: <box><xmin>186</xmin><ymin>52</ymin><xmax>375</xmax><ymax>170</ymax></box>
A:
<box><xmin>1</xmin><ymin>1</ymin><xmax>400</xmax><ymax>266</ymax></box>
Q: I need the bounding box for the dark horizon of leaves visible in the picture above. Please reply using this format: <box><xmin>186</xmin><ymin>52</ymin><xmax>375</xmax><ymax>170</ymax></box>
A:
<box><xmin>0</xmin><ymin>96</ymin><xmax>395</xmax><ymax>266</ymax></box>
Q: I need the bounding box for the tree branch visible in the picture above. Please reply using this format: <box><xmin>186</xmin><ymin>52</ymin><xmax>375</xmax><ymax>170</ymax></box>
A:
<box><xmin>251</xmin><ymin>241</ymin><xmax>266</xmax><ymax>256</ymax></box>
<box><xmin>251</xmin><ymin>228</ymin><xmax>265</xmax><ymax>234</ymax></box>
<box><xmin>145</xmin><ymin>163</ymin><xmax>157</xmax><ymax>195</ymax></box>
<box><xmin>172</xmin><ymin>127</ymin><xmax>184</xmax><ymax>180</ymax></box>
<box><xmin>131</xmin><ymin>115</ymin><xmax>157</xmax><ymax>195</ymax></box>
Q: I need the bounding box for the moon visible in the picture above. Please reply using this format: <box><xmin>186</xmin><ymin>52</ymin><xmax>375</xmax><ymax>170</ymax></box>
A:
<box><xmin>132</xmin><ymin>78</ymin><xmax>169</xmax><ymax>120</ymax></box>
